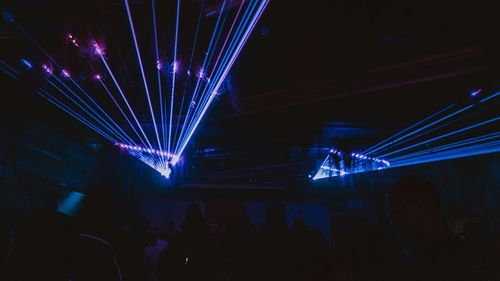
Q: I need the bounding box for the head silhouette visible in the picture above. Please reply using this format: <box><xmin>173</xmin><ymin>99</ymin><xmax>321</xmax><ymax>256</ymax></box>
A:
<box><xmin>386</xmin><ymin>175</ymin><xmax>444</xmax><ymax>242</ymax></box>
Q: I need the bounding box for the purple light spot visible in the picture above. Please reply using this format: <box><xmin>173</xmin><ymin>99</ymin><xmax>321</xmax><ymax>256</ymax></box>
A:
<box><xmin>92</xmin><ymin>41</ymin><xmax>105</xmax><ymax>56</ymax></box>
<box><xmin>197</xmin><ymin>68</ymin><xmax>205</xmax><ymax>79</ymax></box>
<box><xmin>61</xmin><ymin>69</ymin><xmax>70</xmax><ymax>78</ymax></box>
<box><xmin>42</xmin><ymin>64</ymin><xmax>53</xmax><ymax>75</ymax></box>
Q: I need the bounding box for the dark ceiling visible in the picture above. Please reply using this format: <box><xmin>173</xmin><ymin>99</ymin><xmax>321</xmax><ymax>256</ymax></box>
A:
<box><xmin>1</xmin><ymin>0</ymin><xmax>499</xmax><ymax>184</ymax></box>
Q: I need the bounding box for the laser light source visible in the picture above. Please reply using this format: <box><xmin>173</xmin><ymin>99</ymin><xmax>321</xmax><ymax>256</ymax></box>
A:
<box><xmin>42</xmin><ymin>64</ymin><xmax>53</xmax><ymax>75</ymax></box>
<box><xmin>92</xmin><ymin>41</ymin><xmax>105</xmax><ymax>56</ymax></box>
<box><xmin>470</xmin><ymin>89</ymin><xmax>482</xmax><ymax>97</ymax></box>
<box><xmin>20</xmin><ymin>58</ymin><xmax>32</xmax><ymax>69</ymax></box>
<box><xmin>61</xmin><ymin>69</ymin><xmax>70</xmax><ymax>78</ymax></box>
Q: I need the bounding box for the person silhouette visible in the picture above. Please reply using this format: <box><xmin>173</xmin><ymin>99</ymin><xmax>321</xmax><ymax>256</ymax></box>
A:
<box><xmin>386</xmin><ymin>176</ymin><xmax>478</xmax><ymax>281</ymax></box>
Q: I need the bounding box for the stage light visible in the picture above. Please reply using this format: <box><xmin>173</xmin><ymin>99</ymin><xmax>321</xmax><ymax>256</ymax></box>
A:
<box><xmin>312</xmin><ymin>148</ymin><xmax>390</xmax><ymax>180</ymax></box>
<box><xmin>20</xmin><ymin>58</ymin><xmax>32</xmax><ymax>69</ymax></box>
<box><xmin>61</xmin><ymin>69</ymin><xmax>70</xmax><ymax>78</ymax></box>
<box><xmin>333</xmin><ymin>91</ymin><xmax>499</xmax><ymax>177</ymax></box>
<box><xmin>470</xmin><ymin>89</ymin><xmax>481</xmax><ymax>97</ymax></box>
<box><xmin>116</xmin><ymin>142</ymin><xmax>176</xmax><ymax>158</ymax></box>
<box><xmin>7</xmin><ymin>0</ymin><xmax>270</xmax><ymax>181</ymax></box>
<box><xmin>67</xmin><ymin>34</ymin><xmax>80</xmax><ymax>47</ymax></box>
<box><xmin>92</xmin><ymin>41</ymin><xmax>105</xmax><ymax>56</ymax></box>
<box><xmin>172</xmin><ymin>61</ymin><xmax>178</xmax><ymax>73</ymax></box>
<box><xmin>197</xmin><ymin>68</ymin><xmax>205</xmax><ymax>79</ymax></box>
<box><xmin>42</xmin><ymin>64</ymin><xmax>53</xmax><ymax>75</ymax></box>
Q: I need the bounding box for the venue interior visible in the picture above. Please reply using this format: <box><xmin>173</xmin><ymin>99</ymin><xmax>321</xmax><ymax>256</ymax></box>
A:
<box><xmin>0</xmin><ymin>0</ymin><xmax>499</xmax><ymax>280</ymax></box>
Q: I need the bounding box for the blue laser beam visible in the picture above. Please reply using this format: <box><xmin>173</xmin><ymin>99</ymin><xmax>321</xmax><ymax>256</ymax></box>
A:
<box><xmin>367</xmin><ymin>103</ymin><xmax>474</xmax><ymax>157</ymax></box>
<box><xmin>389</xmin><ymin>141</ymin><xmax>500</xmax><ymax>169</ymax></box>
<box><xmin>167</xmin><ymin>0</ymin><xmax>181</xmax><ymax>156</ymax></box>
<box><xmin>176</xmin><ymin>0</ymin><xmax>267</xmax><ymax>156</ymax></box>
<box><xmin>389</xmin><ymin>133</ymin><xmax>500</xmax><ymax>162</ymax></box>
<box><xmin>98</xmin><ymin>78</ymin><xmax>150</xmax><ymax>149</ymax></box>
<box><xmin>124</xmin><ymin>0</ymin><xmax>163</xmax><ymax>155</ymax></box>
<box><xmin>47</xmin><ymin>79</ymin><xmax>131</xmax><ymax>144</ymax></box>
<box><xmin>178</xmin><ymin>0</ymin><xmax>259</xmax><ymax>150</ymax></box>
<box><xmin>100</xmin><ymin>56</ymin><xmax>155</xmax><ymax>150</ymax></box>
<box><xmin>0</xmin><ymin>63</ymin><xmax>18</xmax><ymax>79</ymax></box>
<box><xmin>0</xmin><ymin>12</ymin><xmax>144</xmax><ymax>153</ymax></box>
<box><xmin>313</xmin><ymin>89</ymin><xmax>499</xmax><ymax>180</ymax></box>
<box><xmin>175</xmin><ymin>0</ymin><xmax>229</xmax><ymax>153</ymax></box>
<box><xmin>20</xmin><ymin>58</ymin><xmax>33</xmax><ymax>69</ymax></box>
<box><xmin>52</xmin><ymin>74</ymin><xmax>137</xmax><ymax>145</ymax></box>
<box><xmin>152</xmin><ymin>0</ymin><xmax>166</xmax><ymax>164</ymax></box>
<box><xmin>39</xmin><ymin>90</ymin><xmax>117</xmax><ymax>143</ymax></box>
<box><xmin>177</xmin><ymin>0</ymin><xmax>269</xmax><ymax>157</ymax></box>
<box><xmin>480</xmin><ymin>91</ymin><xmax>500</xmax><ymax>103</ymax></box>
<box><xmin>49</xmin><ymin>75</ymin><xmax>135</xmax><ymax>145</ymax></box>
<box><xmin>4</xmin><ymin>0</ymin><xmax>270</xmax><ymax>179</ymax></box>
<box><xmin>379</xmin><ymin>117</ymin><xmax>499</xmax><ymax>158</ymax></box>
<box><xmin>362</xmin><ymin>103</ymin><xmax>457</xmax><ymax>155</ymax></box>
<box><xmin>311</xmin><ymin>151</ymin><xmax>390</xmax><ymax>180</ymax></box>
<box><xmin>1</xmin><ymin>60</ymin><xmax>21</xmax><ymax>76</ymax></box>
<box><xmin>364</xmin><ymin>91</ymin><xmax>499</xmax><ymax>160</ymax></box>
<box><xmin>172</xmin><ymin>0</ymin><xmax>207</xmax><ymax>152</ymax></box>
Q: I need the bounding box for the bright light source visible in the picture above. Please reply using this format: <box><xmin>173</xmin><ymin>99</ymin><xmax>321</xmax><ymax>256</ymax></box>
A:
<box><xmin>42</xmin><ymin>64</ymin><xmax>53</xmax><ymax>75</ymax></box>
<box><xmin>61</xmin><ymin>69</ymin><xmax>70</xmax><ymax>78</ymax></box>
<box><xmin>20</xmin><ymin>58</ymin><xmax>32</xmax><ymax>69</ymax></box>
<box><xmin>470</xmin><ymin>89</ymin><xmax>482</xmax><ymax>97</ymax></box>
<box><xmin>197</xmin><ymin>68</ymin><xmax>205</xmax><ymax>79</ymax></box>
<box><xmin>92</xmin><ymin>41</ymin><xmax>105</xmax><ymax>56</ymax></box>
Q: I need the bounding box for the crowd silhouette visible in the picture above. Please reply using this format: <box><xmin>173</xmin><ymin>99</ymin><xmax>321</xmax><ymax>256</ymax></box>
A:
<box><xmin>2</xmin><ymin>176</ymin><xmax>499</xmax><ymax>281</ymax></box>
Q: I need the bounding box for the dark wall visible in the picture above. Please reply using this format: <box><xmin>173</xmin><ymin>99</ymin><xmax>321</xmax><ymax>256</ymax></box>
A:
<box><xmin>0</xmin><ymin>108</ymin><xmax>171</xmax><ymax>225</ymax></box>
